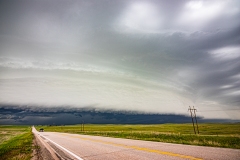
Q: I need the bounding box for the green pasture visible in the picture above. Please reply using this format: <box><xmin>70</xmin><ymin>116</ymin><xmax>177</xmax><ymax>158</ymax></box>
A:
<box><xmin>35</xmin><ymin>123</ymin><xmax>240</xmax><ymax>149</ymax></box>
<box><xmin>0</xmin><ymin>126</ymin><xmax>33</xmax><ymax>160</ymax></box>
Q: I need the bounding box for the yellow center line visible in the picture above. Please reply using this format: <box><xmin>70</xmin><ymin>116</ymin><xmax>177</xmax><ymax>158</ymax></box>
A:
<box><xmin>59</xmin><ymin>133</ymin><xmax>202</xmax><ymax>160</ymax></box>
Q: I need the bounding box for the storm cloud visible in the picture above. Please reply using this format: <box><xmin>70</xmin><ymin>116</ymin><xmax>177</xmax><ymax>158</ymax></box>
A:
<box><xmin>0</xmin><ymin>0</ymin><xmax>240</xmax><ymax>123</ymax></box>
<box><xmin>0</xmin><ymin>104</ymin><xmax>233</xmax><ymax>125</ymax></box>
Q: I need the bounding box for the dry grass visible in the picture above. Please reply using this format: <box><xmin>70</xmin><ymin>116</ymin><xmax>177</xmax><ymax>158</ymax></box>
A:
<box><xmin>0</xmin><ymin>126</ymin><xmax>33</xmax><ymax>160</ymax></box>
<box><xmin>0</xmin><ymin>131</ymin><xmax>24</xmax><ymax>145</ymax></box>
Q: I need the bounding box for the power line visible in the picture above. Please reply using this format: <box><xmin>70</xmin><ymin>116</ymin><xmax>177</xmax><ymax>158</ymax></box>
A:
<box><xmin>192</xmin><ymin>106</ymin><xmax>199</xmax><ymax>134</ymax></box>
<box><xmin>188</xmin><ymin>106</ymin><xmax>199</xmax><ymax>134</ymax></box>
<box><xmin>188</xmin><ymin>106</ymin><xmax>196</xmax><ymax>134</ymax></box>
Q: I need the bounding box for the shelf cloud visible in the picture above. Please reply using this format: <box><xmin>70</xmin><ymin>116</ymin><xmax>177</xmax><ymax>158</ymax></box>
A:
<box><xmin>0</xmin><ymin>0</ymin><xmax>240</xmax><ymax>124</ymax></box>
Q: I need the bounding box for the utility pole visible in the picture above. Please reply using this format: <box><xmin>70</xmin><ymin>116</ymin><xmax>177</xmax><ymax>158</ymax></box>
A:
<box><xmin>188</xmin><ymin>106</ymin><xmax>196</xmax><ymax>134</ymax></box>
<box><xmin>81</xmin><ymin>121</ymin><xmax>84</xmax><ymax>132</ymax></box>
<box><xmin>83</xmin><ymin>121</ymin><xmax>84</xmax><ymax>131</ymax></box>
<box><xmin>193</xmin><ymin>106</ymin><xmax>199</xmax><ymax>134</ymax></box>
<box><xmin>81</xmin><ymin>121</ymin><xmax>83</xmax><ymax>131</ymax></box>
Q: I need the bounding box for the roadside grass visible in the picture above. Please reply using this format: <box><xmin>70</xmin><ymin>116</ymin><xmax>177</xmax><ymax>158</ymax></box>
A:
<box><xmin>0</xmin><ymin>126</ymin><xmax>33</xmax><ymax>160</ymax></box>
<box><xmin>0</xmin><ymin>126</ymin><xmax>28</xmax><ymax>145</ymax></box>
<box><xmin>80</xmin><ymin>131</ymin><xmax>240</xmax><ymax>149</ymax></box>
<box><xmin>35</xmin><ymin>123</ymin><xmax>240</xmax><ymax>149</ymax></box>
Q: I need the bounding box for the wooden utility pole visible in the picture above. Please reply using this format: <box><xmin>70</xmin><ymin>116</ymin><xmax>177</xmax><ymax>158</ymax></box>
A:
<box><xmin>193</xmin><ymin>106</ymin><xmax>199</xmax><ymax>134</ymax></box>
<box><xmin>188</xmin><ymin>106</ymin><xmax>196</xmax><ymax>134</ymax></box>
<box><xmin>82</xmin><ymin>121</ymin><xmax>84</xmax><ymax>132</ymax></box>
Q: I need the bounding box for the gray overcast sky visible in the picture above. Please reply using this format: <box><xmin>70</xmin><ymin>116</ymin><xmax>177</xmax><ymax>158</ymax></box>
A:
<box><xmin>0</xmin><ymin>0</ymin><xmax>240</xmax><ymax>120</ymax></box>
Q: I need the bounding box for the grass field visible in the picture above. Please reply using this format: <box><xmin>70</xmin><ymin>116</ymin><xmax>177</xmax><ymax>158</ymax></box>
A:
<box><xmin>35</xmin><ymin>123</ymin><xmax>240</xmax><ymax>149</ymax></box>
<box><xmin>0</xmin><ymin>126</ymin><xmax>33</xmax><ymax>160</ymax></box>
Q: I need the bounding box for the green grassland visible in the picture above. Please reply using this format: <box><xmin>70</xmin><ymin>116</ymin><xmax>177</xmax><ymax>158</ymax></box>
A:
<box><xmin>36</xmin><ymin>123</ymin><xmax>240</xmax><ymax>149</ymax></box>
<box><xmin>0</xmin><ymin>126</ymin><xmax>33</xmax><ymax>160</ymax></box>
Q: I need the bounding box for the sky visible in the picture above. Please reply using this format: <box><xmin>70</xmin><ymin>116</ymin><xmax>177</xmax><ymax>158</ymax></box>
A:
<box><xmin>0</xmin><ymin>0</ymin><xmax>240</xmax><ymax>123</ymax></box>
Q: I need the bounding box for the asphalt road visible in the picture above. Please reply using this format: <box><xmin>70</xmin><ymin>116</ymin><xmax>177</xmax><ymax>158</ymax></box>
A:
<box><xmin>34</xmin><ymin>129</ymin><xmax>240</xmax><ymax>160</ymax></box>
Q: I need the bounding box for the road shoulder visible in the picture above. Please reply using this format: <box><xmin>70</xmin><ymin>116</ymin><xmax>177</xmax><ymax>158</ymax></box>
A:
<box><xmin>32</xmin><ymin>128</ymin><xmax>59</xmax><ymax>160</ymax></box>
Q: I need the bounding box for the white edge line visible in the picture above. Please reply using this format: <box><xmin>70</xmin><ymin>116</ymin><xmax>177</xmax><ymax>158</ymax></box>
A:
<box><xmin>39</xmin><ymin>133</ymin><xmax>83</xmax><ymax>160</ymax></box>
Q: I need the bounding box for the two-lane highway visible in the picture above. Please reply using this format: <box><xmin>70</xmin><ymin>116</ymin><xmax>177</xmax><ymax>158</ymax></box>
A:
<box><xmin>33</xmin><ymin>128</ymin><xmax>240</xmax><ymax>160</ymax></box>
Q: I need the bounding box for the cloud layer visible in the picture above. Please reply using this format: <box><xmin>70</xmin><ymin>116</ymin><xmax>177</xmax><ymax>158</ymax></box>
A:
<box><xmin>0</xmin><ymin>0</ymin><xmax>240</xmax><ymax>121</ymax></box>
<box><xmin>1</xmin><ymin>104</ymin><xmax>234</xmax><ymax>125</ymax></box>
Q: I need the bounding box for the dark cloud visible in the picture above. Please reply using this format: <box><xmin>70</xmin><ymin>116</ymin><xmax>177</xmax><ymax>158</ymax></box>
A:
<box><xmin>1</xmin><ymin>104</ymin><xmax>236</xmax><ymax>125</ymax></box>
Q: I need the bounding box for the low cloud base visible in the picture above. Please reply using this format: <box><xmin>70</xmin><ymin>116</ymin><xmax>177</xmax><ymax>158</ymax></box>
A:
<box><xmin>1</xmin><ymin>104</ymin><xmax>238</xmax><ymax>125</ymax></box>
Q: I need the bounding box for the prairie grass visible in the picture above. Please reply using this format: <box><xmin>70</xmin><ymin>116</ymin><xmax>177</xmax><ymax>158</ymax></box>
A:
<box><xmin>0</xmin><ymin>126</ymin><xmax>33</xmax><ymax>160</ymax></box>
<box><xmin>35</xmin><ymin>123</ymin><xmax>240</xmax><ymax>149</ymax></box>
<box><xmin>0</xmin><ymin>126</ymin><xmax>29</xmax><ymax>145</ymax></box>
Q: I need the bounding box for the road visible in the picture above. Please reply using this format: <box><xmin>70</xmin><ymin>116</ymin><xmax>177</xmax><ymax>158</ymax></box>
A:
<box><xmin>33</xmin><ymin>128</ymin><xmax>240</xmax><ymax>160</ymax></box>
